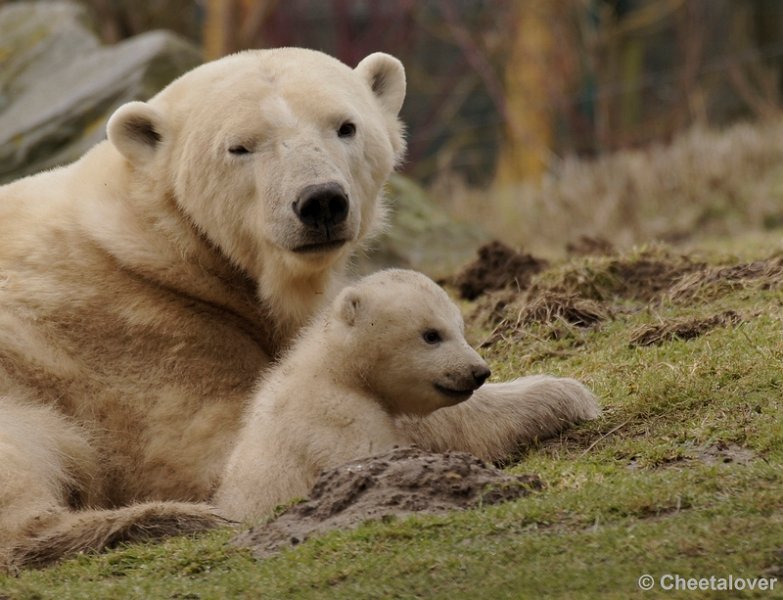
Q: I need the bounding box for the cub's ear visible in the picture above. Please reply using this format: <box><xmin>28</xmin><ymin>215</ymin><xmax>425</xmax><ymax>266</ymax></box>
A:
<box><xmin>335</xmin><ymin>287</ymin><xmax>363</xmax><ymax>327</ymax></box>
<box><xmin>107</xmin><ymin>101</ymin><xmax>165</xmax><ymax>164</ymax></box>
<box><xmin>355</xmin><ymin>52</ymin><xmax>406</xmax><ymax>117</ymax></box>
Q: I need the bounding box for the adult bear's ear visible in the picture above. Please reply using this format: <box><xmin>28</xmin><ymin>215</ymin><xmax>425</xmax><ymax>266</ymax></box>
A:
<box><xmin>107</xmin><ymin>101</ymin><xmax>165</xmax><ymax>164</ymax></box>
<box><xmin>336</xmin><ymin>287</ymin><xmax>363</xmax><ymax>327</ymax></box>
<box><xmin>355</xmin><ymin>53</ymin><xmax>406</xmax><ymax>116</ymax></box>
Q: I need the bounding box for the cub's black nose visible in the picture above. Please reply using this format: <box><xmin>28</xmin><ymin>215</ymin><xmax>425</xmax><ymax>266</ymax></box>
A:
<box><xmin>472</xmin><ymin>365</ymin><xmax>491</xmax><ymax>388</ymax></box>
<box><xmin>293</xmin><ymin>182</ymin><xmax>349</xmax><ymax>229</ymax></box>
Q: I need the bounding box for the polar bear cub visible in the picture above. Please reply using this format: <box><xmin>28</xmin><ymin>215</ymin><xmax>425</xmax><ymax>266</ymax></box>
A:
<box><xmin>216</xmin><ymin>269</ymin><xmax>491</xmax><ymax>521</ymax></box>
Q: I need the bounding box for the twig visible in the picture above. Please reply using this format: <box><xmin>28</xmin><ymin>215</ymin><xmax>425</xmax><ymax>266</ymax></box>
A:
<box><xmin>579</xmin><ymin>419</ymin><xmax>631</xmax><ymax>458</ymax></box>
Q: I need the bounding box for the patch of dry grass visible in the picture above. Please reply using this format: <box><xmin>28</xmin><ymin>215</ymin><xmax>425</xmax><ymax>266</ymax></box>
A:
<box><xmin>431</xmin><ymin>118</ymin><xmax>783</xmax><ymax>255</ymax></box>
<box><xmin>628</xmin><ymin>310</ymin><xmax>743</xmax><ymax>347</ymax></box>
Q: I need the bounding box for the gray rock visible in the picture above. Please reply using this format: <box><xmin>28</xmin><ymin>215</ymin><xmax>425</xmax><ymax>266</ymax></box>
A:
<box><xmin>0</xmin><ymin>1</ymin><xmax>201</xmax><ymax>183</ymax></box>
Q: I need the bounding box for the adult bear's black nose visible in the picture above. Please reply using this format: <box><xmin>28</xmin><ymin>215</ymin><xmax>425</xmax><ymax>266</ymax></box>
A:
<box><xmin>293</xmin><ymin>182</ymin><xmax>349</xmax><ymax>229</ymax></box>
<box><xmin>472</xmin><ymin>365</ymin><xmax>491</xmax><ymax>388</ymax></box>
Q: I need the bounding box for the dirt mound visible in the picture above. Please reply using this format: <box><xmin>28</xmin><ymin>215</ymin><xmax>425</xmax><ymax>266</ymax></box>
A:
<box><xmin>234</xmin><ymin>446</ymin><xmax>542</xmax><ymax>558</ymax></box>
<box><xmin>546</xmin><ymin>250</ymin><xmax>704</xmax><ymax>303</ymax></box>
<box><xmin>461</xmin><ymin>246</ymin><xmax>781</xmax><ymax>349</ymax></box>
<box><xmin>450</xmin><ymin>241</ymin><xmax>547</xmax><ymax>300</ymax></box>
<box><xmin>629</xmin><ymin>311</ymin><xmax>742</xmax><ymax>347</ymax></box>
<box><xmin>669</xmin><ymin>256</ymin><xmax>783</xmax><ymax>302</ymax></box>
<box><xmin>544</xmin><ymin>251</ymin><xmax>782</xmax><ymax>305</ymax></box>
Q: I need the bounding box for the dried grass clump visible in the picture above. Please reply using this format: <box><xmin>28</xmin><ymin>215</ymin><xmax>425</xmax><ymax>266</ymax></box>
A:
<box><xmin>629</xmin><ymin>310</ymin><xmax>743</xmax><ymax>347</ymax></box>
<box><xmin>669</xmin><ymin>255</ymin><xmax>783</xmax><ymax>302</ymax></box>
<box><xmin>433</xmin><ymin>119</ymin><xmax>783</xmax><ymax>254</ymax></box>
<box><xmin>533</xmin><ymin>246</ymin><xmax>704</xmax><ymax>303</ymax></box>
<box><xmin>461</xmin><ymin>241</ymin><xmax>780</xmax><ymax>350</ymax></box>
<box><xmin>519</xmin><ymin>292</ymin><xmax>609</xmax><ymax>328</ymax></box>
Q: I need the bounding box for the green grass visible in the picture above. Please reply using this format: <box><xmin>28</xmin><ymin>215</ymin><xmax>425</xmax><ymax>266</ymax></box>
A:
<box><xmin>2</xmin><ymin>233</ymin><xmax>782</xmax><ymax>600</ymax></box>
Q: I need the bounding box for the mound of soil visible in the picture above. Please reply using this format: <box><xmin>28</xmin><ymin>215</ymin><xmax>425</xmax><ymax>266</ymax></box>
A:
<box><xmin>451</xmin><ymin>241</ymin><xmax>547</xmax><ymax>300</ymax></box>
<box><xmin>548</xmin><ymin>251</ymin><xmax>704</xmax><ymax>303</ymax></box>
<box><xmin>669</xmin><ymin>256</ymin><xmax>783</xmax><ymax>302</ymax></box>
<box><xmin>629</xmin><ymin>310</ymin><xmax>742</xmax><ymax>347</ymax></box>
<box><xmin>234</xmin><ymin>446</ymin><xmax>542</xmax><ymax>558</ymax></box>
<box><xmin>460</xmin><ymin>246</ymin><xmax>781</xmax><ymax>350</ymax></box>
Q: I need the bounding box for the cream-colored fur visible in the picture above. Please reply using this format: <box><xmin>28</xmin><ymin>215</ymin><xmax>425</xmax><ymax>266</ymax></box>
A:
<box><xmin>0</xmin><ymin>48</ymin><xmax>598</xmax><ymax>569</ymax></box>
<box><xmin>217</xmin><ymin>269</ymin><xmax>492</xmax><ymax>521</ymax></box>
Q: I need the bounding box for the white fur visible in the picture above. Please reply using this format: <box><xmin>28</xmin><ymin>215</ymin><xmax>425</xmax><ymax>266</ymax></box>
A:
<box><xmin>0</xmin><ymin>48</ymin><xmax>598</xmax><ymax>568</ymax></box>
<box><xmin>217</xmin><ymin>269</ymin><xmax>490</xmax><ymax>521</ymax></box>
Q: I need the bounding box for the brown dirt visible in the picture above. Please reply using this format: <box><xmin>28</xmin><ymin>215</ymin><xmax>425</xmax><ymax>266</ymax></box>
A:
<box><xmin>450</xmin><ymin>241</ymin><xmax>548</xmax><ymax>300</ymax></box>
<box><xmin>233</xmin><ymin>446</ymin><xmax>542</xmax><ymax>558</ymax></box>
<box><xmin>629</xmin><ymin>310</ymin><xmax>743</xmax><ymax>347</ymax></box>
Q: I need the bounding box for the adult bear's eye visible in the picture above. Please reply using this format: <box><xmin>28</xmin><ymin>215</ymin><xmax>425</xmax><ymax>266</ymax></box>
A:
<box><xmin>422</xmin><ymin>329</ymin><xmax>442</xmax><ymax>345</ymax></box>
<box><xmin>228</xmin><ymin>144</ymin><xmax>250</xmax><ymax>155</ymax></box>
<box><xmin>337</xmin><ymin>121</ymin><xmax>356</xmax><ymax>138</ymax></box>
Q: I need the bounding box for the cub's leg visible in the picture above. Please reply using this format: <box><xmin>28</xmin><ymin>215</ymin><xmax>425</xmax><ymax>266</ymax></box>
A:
<box><xmin>0</xmin><ymin>397</ymin><xmax>226</xmax><ymax>570</ymax></box>
<box><xmin>396</xmin><ymin>375</ymin><xmax>600</xmax><ymax>461</ymax></box>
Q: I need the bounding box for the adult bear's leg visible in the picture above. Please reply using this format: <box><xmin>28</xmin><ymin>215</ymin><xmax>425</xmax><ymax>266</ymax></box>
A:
<box><xmin>396</xmin><ymin>375</ymin><xmax>600</xmax><ymax>461</ymax></box>
<box><xmin>0</xmin><ymin>397</ymin><xmax>101</xmax><ymax>569</ymax></box>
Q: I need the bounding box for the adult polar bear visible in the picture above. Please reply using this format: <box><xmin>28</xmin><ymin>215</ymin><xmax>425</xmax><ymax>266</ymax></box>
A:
<box><xmin>0</xmin><ymin>48</ymin><xmax>598</xmax><ymax>568</ymax></box>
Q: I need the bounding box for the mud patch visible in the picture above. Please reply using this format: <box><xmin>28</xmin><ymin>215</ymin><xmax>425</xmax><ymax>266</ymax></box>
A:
<box><xmin>693</xmin><ymin>441</ymin><xmax>756</xmax><ymax>466</ymax></box>
<box><xmin>628</xmin><ymin>441</ymin><xmax>757</xmax><ymax>471</ymax></box>
<box><xmin>450</xmin><ymin>241</ymin><xmax>548</xmax><ymax>300</ymax></box>
<box><xmin>629</xmin><ymin>310</ymin><xmax>743</xmax><ymax>347</ymax></box>
<box><xmin>233</xmin><ymin>446</ymin><xmax>542</xmax><ymax>558</ymax></box>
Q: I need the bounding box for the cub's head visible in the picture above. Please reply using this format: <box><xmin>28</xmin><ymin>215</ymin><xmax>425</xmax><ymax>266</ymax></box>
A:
<box><xmin>106</xmin><ymin>48</ymin><xmax>405</xmax><ymax>284</ymax></box>
<box><xmin>332</xmin><ymin>269</ymin><xmax>490</xmax><ymax>416</ymax></box>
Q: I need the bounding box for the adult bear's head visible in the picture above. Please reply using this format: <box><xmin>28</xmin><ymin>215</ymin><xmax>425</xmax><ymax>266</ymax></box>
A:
<box><xmin>107</xmin><ymin>48</ymin><xmax>406</xmax><ymax>300</ymax></box>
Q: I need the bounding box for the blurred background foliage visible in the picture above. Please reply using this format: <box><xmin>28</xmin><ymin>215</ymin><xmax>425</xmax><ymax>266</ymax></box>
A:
<box><xmin>2</xmin><ymin>0</ymin><xmax>783</xmax><ymax>256</ymax></box>
<box><xmin>28</xmin><ymin>0</ymin><xmax>783</xmax><ymax>184</ymax></box>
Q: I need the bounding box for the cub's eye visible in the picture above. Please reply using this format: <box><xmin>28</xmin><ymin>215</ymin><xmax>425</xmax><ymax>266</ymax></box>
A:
<box><xmin>228</xmin><ymin>144</ymin><xmax>250</xmax><ymax>155</ymax></box>
<box><xmin>422</xmin><ymin>329</ymin><xmax>442</xmax><ymax>345</ymax></box>
<box><xmin>337</xmin><ymin>121</ymin><xmax>356</xmax><ymax>138</ymax></box>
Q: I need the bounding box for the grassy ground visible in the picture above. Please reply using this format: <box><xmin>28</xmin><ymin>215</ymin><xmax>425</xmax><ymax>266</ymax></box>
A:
<box><xmin>1</xmin><ymin>232</ymin><xmax>782</xmax><ymax>600</ymax></box>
